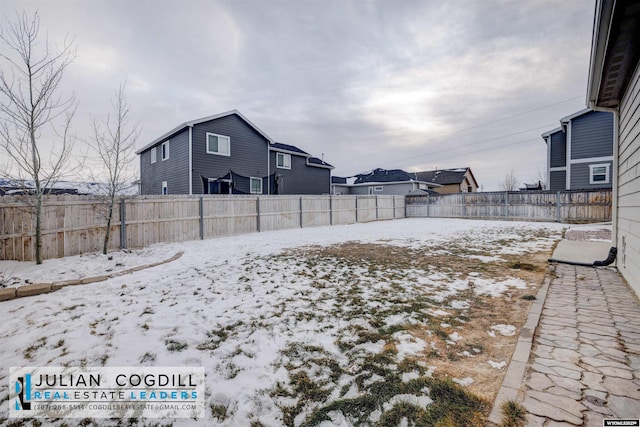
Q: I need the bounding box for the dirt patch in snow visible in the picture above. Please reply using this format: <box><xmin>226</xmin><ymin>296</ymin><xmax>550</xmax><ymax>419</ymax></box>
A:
<box><xmin>283</xmin><ymin>242</ymin><xmax>549</xmax><ymax>403</ymax></box>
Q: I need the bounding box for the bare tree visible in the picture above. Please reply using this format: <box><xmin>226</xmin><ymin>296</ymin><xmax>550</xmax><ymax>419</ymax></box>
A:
<box><xmin>500</xmin><ymin>170</ymin><xmax>520</xmax><ymax>191</ymax></box>
<box><xmin>90</xmin><ymin>82</ymin><xmax>140</xmax><ymax>254</ymax></box>
<box><xmin>0</xmin><ymin>11</ymin><xmax>77</xmax><ymax>264</ymax></box>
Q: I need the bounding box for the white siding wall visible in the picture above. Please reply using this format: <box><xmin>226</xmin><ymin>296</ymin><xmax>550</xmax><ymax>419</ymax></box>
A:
<box><xmin>618</xmin><ymin>61</ymin><xmax>640</xmax><ymax>296</ymax></box>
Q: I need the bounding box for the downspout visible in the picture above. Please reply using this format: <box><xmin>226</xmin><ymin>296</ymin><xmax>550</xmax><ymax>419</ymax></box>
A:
<box><xmin>267</xmin><ymin>145</ymin><xmax>271</xmax><ymax>195</ymax></box>
<box><xmin>188</xmin><ymin>126</ymin><xmax>193</xmax><ymax>195</ymax></box>
<box><xmin>549</xmin><ymin>247</ymin><xmax>617</xmax><ymax>267</ymax></box>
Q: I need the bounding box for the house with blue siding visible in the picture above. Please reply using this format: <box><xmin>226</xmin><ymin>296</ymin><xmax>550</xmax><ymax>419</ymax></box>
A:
<box><xmin>331</xmin><ymin>168</ymin><xmax>441</xmax><ymax>195</ymax></box>
<box><xmin>137</xmin><ymin>110</ymin><xmax>333</xmax><ymax>195</ymax></box>
<box><xmin>542</xmin><ymin>108</ymin><xmax>614</xmax><ymax>191</ymax></box>
<box><xmin>332</xmin><ymin>167</ymin><xmax>477</xmax><ymax>195</ymax></box>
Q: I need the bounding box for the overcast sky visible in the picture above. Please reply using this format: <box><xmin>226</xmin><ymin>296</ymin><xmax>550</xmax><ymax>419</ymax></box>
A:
<box><xmin>2</xmin><ymin>0</ymin><xmax>595</xmax><ymax>190</ymax></box>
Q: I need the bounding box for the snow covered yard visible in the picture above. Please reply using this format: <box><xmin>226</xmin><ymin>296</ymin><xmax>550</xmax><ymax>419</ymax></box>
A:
<box><xmin>0</xmin><ymin>218</ymin><xmax>564</xmax><ymax>426</ymax></box>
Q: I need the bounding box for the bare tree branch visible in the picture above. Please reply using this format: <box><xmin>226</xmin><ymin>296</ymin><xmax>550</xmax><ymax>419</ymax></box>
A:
<box><xmin>0</xmin><ymin>10</ymin><xmax>77</xmax><ymax>264</ymax></box>
<box><xmin>89</xmin><ymin>81</ymin><xmax>140</xmax><ymax>254</ymax></box>
<box><xmin>500</xmin><ymin>170</ymin><xmax>520</xmax><ymax>192</ymax></box>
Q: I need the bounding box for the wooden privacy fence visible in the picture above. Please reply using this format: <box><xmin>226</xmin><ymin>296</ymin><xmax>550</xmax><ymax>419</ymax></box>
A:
<box><xmin>0</xmin><ymin>194</ymin><xmax>406</xmax><ymax>262</ymax></box>
<box><xmin>406</xmin><ymin>189</ymin><xmax>612</xmax><ymax>223</ymax></box>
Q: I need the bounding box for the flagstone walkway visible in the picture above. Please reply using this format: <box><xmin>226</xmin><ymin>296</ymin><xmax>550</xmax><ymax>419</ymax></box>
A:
<box><xmin>491</xmin><ymin>263</ymin><xmax>640</xmax><ymax>426</ymax></box>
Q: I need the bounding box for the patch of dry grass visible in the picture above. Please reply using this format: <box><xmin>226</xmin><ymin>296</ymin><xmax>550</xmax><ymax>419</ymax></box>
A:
<box><xmin>264</xmin><ymin>233</ymin><xmax>553</xmax><ymax>425</ymax></box>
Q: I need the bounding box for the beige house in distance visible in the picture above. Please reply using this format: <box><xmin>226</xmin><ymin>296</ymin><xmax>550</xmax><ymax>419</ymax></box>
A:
<box><xmin>414</xmin><ymin>167</ymin><xmax>479</xmax><ymax>194</ymax></box>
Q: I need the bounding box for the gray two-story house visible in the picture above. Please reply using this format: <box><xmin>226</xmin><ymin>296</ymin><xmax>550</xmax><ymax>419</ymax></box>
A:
<box><xmin>137</xmin><ymin>110</ymin><xmax>333</xmax><ymax>195</ymax></box>
<box><xmin>542</xmin><ymin>108</ymin><xmax>614</xmax><ymax>191</ymax></box>
<box><xmin>331</xmin><ymin>168</ymin><xmax>441</xmax><ymax>195</ymax></box>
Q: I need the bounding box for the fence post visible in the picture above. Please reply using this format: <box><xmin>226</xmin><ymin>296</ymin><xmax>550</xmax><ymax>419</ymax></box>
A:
<box><xmin>462</xmin><ymin>193</ymin><xmax>467</xmax><ymax>218</ymax></box>
<box><xmin>556</xmin><ymin>191</ymin><xmax>561</xmax><ymax>222</ymax></box>
<box><xmin>199</xmin><ymin>197</ymin><xmax>204</xmax><ymax>240</ymax></box>
<box><xmin>375</xmin><ymin>196</ymin><xmax>379</xmax><ymax>220</ymax></box>
<box><xmin>392</xmin><ymin>196</ymin><xmax>396</xmax><ymax>219</ymax></box>
<box><xmin>504</xmin><ymin>191</ymin><xmax>509</xmax><ymax>219</ymax></box>
<box><xmin>256</xmin><ymin>197</ymin><xmax>261</xmax><ymax>232</ymax></box>
<box><xmin>300</xmin><ymin>196</ymin><xmax>303</xmax><ymax>228</ymax></box>
<box><xmin>356</xmin><ymin>196</ymin><xmax>360</xmax><ymax>223</ymax></box>
<box><xmin>427</xmin><ymin>194</ymin><xmax>430</xmax><ymax>217</ymax></box>
<box><xmin>329</xmin><ymin>195</ymin><xmax>333</xmax><ymax>225</ymax></box>
<box><xmin>119</xmin><ymin>198</ymin><xmax>127</xmax><ymax>249</ymax></box>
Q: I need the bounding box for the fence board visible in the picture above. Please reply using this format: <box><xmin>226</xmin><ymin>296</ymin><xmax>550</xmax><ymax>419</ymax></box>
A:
<box><xmin>356</xmin><ymin>196</ymin><xmax>377</xmax><ymax>222</ymax></box>
<box><xmin>331</xmin><ymin>196</ymin><xmax>357</xmax><ymax>225</ymax></box>
<box><xmin>2</xmin><ymin>191</ymin><xmax>604</xmax><ymax>262</ymax></box>
<box><xmin>202</xmin><ymin>196</ymin><xmax>257</xmax><ymax>238</ymax></box>
<box><xmin>260</xmin><ymin>196</ymin><xmax>300</xmax><ymax>232</ymax></box>
<box><xmin>406</xmin><ymin>190</ymin><xmax>611</xmax><ymax>223</ymax></box>
<box><xmin>1</xmin><ymin>194</ymin><xmax>399</xmax><ymax>261</ymax></box>
<box><xmin>301</xmin><ymin>196</ymin><xmax>331</xmax><ymax>228</ymax></box>
<box><xmin>377</xmin><ymin>196</ymin><xmax>395</xmax><ymax>220</ymax></box>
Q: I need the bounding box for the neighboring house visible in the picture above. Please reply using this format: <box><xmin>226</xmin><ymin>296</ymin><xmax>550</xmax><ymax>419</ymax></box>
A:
<box><xmin>331</xmin><ymin>168</ymin><xmax>440</xmax><ymax>195</ymax></box>
<box><xmin>520</xmin><ymin>182</ymin><xmax>543</xmax><ymax>191</ymax></box>
<box><xmin>541</xmin><ymin>109</ymin><xmax>614</xmax><ymax>191</ymax></box>
<box><xmin>136</xmin><ymin>110</ymin><xmax>333</xmax><ymax>195</ymax></box>
<box><xmin>587</xmin><ymin>0</ymin><xmax>640</xmax><ymax>296</ymax></box>
<box><xmin>414</xmin><ymin>167</ymin><xmax>479</xmax><ymax>194</ymax></box>
<box><xmin>0</xmin><ymin>179</ymin><xmax>139</xmax><ymax>196</ymax></box>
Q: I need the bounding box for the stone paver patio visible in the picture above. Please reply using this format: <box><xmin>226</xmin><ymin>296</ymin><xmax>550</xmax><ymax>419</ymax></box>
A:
<box><xmin>502</xmin><ymin>263</ymin><xmax>640</xmax><ymax>426</ymax></box>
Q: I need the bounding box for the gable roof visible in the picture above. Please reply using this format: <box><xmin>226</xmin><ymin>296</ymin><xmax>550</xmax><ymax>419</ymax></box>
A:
<box><xmin>136</xmin><ymin>110</ymin><xmax>273</xmax><ymax>154</ymax></box>
<box><xmin>560</xmin><ymin>108</ymin><xmax>593</xmax><ymax>123</ymax></box>
<box><xmin>136</xmin><ymin>111</ymin><xmax>331</xmax><ymax>169</ymax></box>
<box><xmin>307</xmin><ymin>157</ymin><xmax>334</xmax><ymax>169</ymax></box>
<box><xmin>332</xmin><ymin>168</ymin><xmax>440</xmax><ymax>186</ymax></box>
<box><xmin>541</xmin><ymin>127</ymin><xmax>563</xmax><ymax>139</ymax></box>
<box><xmin>414</xmin><ymin>167</ymin><xmax>477</xmax><ymax>187</ymax></box>
<box><xmin>353</xmin><ymin>168</ymin><xmax>418</xmax><ymax>184</ymax></box>
<box><xmin>270</xmin><ymin>142</ymin><xmax>309</xmax><ymax>156</ymax></box>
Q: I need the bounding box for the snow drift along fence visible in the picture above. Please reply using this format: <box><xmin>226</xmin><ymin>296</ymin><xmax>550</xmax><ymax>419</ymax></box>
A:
<box><xmin>406</xmin><ymin>189</ymin><xmax>612</xmax><ymax>223</ymax></box>
<box><xmin>0</xmin><ymin>194</ymin><xmax>405</xmax><ymax>262</ymax></box>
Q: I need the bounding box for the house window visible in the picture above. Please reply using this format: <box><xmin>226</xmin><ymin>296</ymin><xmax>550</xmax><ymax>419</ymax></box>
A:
<box><xmin>151</xmin><ymin>147</ymin><xmax>157</xmax><ymax>164</ymax></box>
<box><xmin>161</xmin><ymin>181</ymin><xmax>168</xmax><ymax>195</ymax></box>
<box><xmin>207</xmin><ymin>133</ymin><xmax>230</xmax><ymax>156</ymax></box>
<box><xmin>374</xmin><ymin>186</ymin><xmax>383</xmax><ymax>192</ymax></box>
<box><xmin>589</xmin><ymin>164</ymin><xmax>610</xmax><ymax>184</ymax></box>
<box><xmin>276</xmin><ymin>153</ymin><xmax>291</xmax><ymax>169</ymax></box>
<box><xmin>250</xmin><ymin>177</ymin><xmax>262</xmax><ymax>194</ymax></box>
<box><xmin>161</xmin><ymin>141</ymin><xmax>169</xmax><ymax>161</ymax></box>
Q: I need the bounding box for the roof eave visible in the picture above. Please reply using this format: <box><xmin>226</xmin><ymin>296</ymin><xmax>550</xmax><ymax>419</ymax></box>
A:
<box><xmin>465</xmin><ymin>168</ymin><xmax>479</xmax><ymax>188</ymax></box>
<box><xmin>306</xmin><ymin>158</ymin><xmax>334</xmax><ymax>169</ymax></box>
<box><xmin>541</xmin><ymin>126</ymin><xmax>564</xmax><ymax>139</ymax></box>
<box><xmin>135</xmin><ymin>122</ymin><xmax>190</xmax><ymax>154</ymax></box>
<box><xmin>136</xmin><ymin>110</ymin><xmax>273</xmax><ymax>154</ymax></box>
<box><xmin>560</xmin><ymin>108</ymin><xmax>593</xmax><ymax>123</ymax></box>
<box><xmin>269</xmin><ymin>146</ymin><xmax>310</xmax><ymax>157</ymax></box>
<box><xmin>586</xmin><ymin>0</ymin><xmax>615</xmax><ymax>109</ymax></box>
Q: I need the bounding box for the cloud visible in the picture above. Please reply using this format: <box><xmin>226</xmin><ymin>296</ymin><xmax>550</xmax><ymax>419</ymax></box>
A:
<box><xmin>0</xmin><ymin>0</ymin><xmax>595</xmax><ymax>190</ymax></box>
